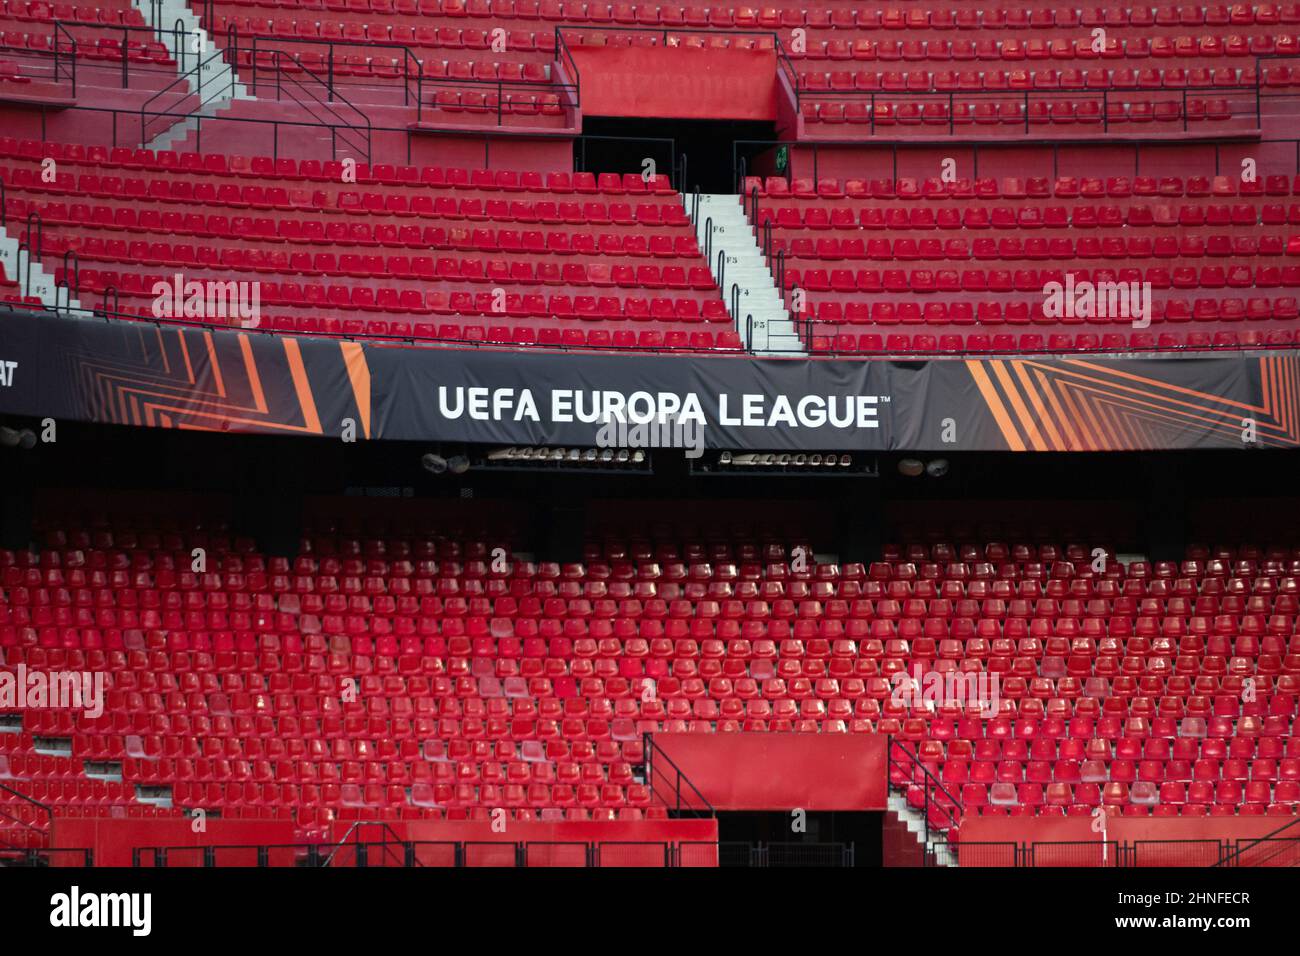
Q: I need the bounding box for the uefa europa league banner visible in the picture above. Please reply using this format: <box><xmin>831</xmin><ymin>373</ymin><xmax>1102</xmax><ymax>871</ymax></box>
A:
<box><xmin>2</xmin><ymin>308</ymin><xmax>1298</xmax><ymax>452</ymax></box>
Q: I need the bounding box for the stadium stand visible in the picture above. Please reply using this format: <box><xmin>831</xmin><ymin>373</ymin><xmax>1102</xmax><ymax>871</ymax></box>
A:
<box><xmin>2</xmin><ymin>0</ymin><xmax>1300</xmax><ymax>882</ymax></box>
<box><xmin>0</xmin><ymin>139</ymin><xmax>741</xmax><ymax>349</ymax></box>
<box><xmin>746</xmin><ymin>171</ymin><xmax>1300</xmax><ymax>353</ymax></box>
<box><xmin>4</xmin><ymin>497</ymin><xmax>1299</xmax><ymax>860</ymax></box>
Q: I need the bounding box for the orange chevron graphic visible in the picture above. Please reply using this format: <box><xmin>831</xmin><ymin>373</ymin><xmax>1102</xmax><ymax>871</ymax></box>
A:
<box><xmin>64</xmin><ymin>328</ymin><xmax>369</xmax><ymax>437</ymax></box>
<box><xmin>968</xmin><ymin>356</ymin><xmax>1300</xmax><ymax>451</ymax></box>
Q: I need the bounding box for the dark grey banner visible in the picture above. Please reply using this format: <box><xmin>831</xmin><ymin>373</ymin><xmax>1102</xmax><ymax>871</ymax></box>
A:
<box><xmin>2</xmin><ymin>308</ymin><xmax>1297</xmax><ymax>452</ymax></box>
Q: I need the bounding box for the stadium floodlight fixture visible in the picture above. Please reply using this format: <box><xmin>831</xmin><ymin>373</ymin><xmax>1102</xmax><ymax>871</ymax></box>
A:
<box><xmin>615</xmin><ymin>449</ymin><xmax>630</xmax><ymax>462</ymax></box>
<box><xmin>898</xmin><ymin>458</ymin><xmax>925</xmax><ymax>477</ymax></box>
<box><xmin>599</xmin><ymin>449</ymin><xmax>614</xmax><ymax>462</ymax></box>
<box><xmin>839</xmin><ymin>455</ymin><xmax>853</xmax><ymax>467</ymax></box>
<box><xmin>777</xmin><ymin>454</ymin><xmax>791</xmax><ymax>466</ymax></box>
<box><xmin>793</xmin><ymin>454</ymin><xmax>806</xmax><ymax>466</ymax></box>
<box><xmin>926</xmin><ymin>459</ymin><xmax>950</xmax><ymax>478</ymax></box>
<box><xmin>448</xmin><ymin>455</ymin><xmax>471</xmax><ymax>475</ymax></box>
<box><xmin>421</xmin><ymin>453</ymin><xmax>448</xmax><ymax>475</ymax></box>
<box><xmin>719</xmin><ymin>451</ymin><xmax>733</xmax><ymax>465</ymax></box>
<box><xmin>631</xmin><ymin>450</ymin><xmax>645</xmax><ymax>463</ymax></box>
<box><xmin>486</xmin><ymin>447</ymin><xmax>516</xmax><ymax>461</ymax></box>
<box><xmin>809</xmin><ymin>454</ymin><xmax>823</xmax><ymax>466</ymax></box>
<box><xmin>583</xmin><ymin>449</ymin><xmax>598</xmax><ymax>462</ymax></box>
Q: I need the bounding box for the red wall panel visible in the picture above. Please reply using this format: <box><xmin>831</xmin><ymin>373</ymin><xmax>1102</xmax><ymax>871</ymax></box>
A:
<box><xmin>956</xmin><ymin>815</ymin><xmax>1291</xmax><ymax>867</ymax></box>
<box><xmin>52</xmin><ymin>817</ymin><xmax>298</xmax><ymax>867</ymax></box>
<box><xmin>329</xmin><ymin>818</ymin><xmax>719</xmax><ymax>867</ymax></box>
<box><xmin>569</xmin><ymin>44</ymin><xmax>777</xmax><ymax>120</ymax></box>
<box><xmin>656</xmin><ymin>733</ymin><xmax>888</xmax><ymax>810</ymax></box>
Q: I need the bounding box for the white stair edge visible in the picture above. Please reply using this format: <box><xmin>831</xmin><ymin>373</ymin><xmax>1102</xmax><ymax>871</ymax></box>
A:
<box><xmin>887</xmin><ymin>792</ymin><xmax>959</xmax><ymax>867</ymax></box>
<box><xmin>137</xmin><ymin>0</ymin><xmax>249</xmax><ymax>151</ymax></box>
<box><xmin>686</xmin><ymin>193</ymin><xmax>805</xmax><ymax>356</ymax></box>
<box><xmin>0</xmin><ymin>230</ymin><xmax>94</xmax><ymax>316</ymax></box>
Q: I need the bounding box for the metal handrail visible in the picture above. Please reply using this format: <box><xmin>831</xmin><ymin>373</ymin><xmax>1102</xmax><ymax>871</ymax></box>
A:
<box><xmin>261</xmin><ymin>49</ymin><xmax>372</xmax><ymax>161</ymax></box>
<box><xmin>1215</xmin><ymin>815</ymin><xmax>1300</xmax><ymax>866</ymax></box>
<box><xmin>0</xmin><ymin>780</ymin><xmax>54</xmax><ymax>836</ymax></box>
<box><xmin>19</xmin><ymin>210</ymin><xmax>41</xmax><ymax>300</ymax></box>
<box><xmin>888</xmin><ymin>736</ymin><xmax>964</xmax><ymax>853</ymax></box>
<box><xmin>52</xmin><ymin>22</ymin><xmax>77</xmax><ymax>96</ymax></box>
<box><xmin>241</xmin><ymin>33</ymin><xmax>430</xmax><ymax>106</ymax></box>
<box><xmin>99</xmin><ymin>285</ymin><xmax>120</xmax><ymax>320</ymax></box>
<box><xmin>139</xmin><ymin>45</ymin><xmax>230</xmax><ymax>142</ymax></box>
<box><xmin>321</xmin><ymin>820</ymin><xmax>406</xmax><ymax>867</ymax></box>
<box><xmin>643</xmin><ymin>733</ymin><xmax>715</xmax><ymax>817</ymax></box>
<box><xmin>50</xmin><ymin>19</ymin><xmax>195</xmax><ymax>89</ymax></box>
<box><xmin>553</xmin><ymin>26</ymin><xmax>582</xmax><ymax>111</ymax></box>
<box><xmin>56</xmin><ymin>248</ymin><xmax>79</xmax><ymax>313</ymax></box>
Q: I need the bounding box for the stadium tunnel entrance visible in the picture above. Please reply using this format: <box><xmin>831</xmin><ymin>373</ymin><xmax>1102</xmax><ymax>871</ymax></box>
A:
<box><xmin>576</xmin><ymin>117</ymin><xmax>778</xmax><ymax>195</ymax></box>
<box><xmin>715</xmin><ymin>811</ymin><xmax>882</xmax><ymax>867</ymax></box>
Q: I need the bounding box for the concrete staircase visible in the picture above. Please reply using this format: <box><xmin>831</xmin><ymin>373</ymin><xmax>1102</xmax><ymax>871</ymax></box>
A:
<box><xmin>887</xmin><ymin>792</ymin><xmax>958</xmax><ymax>867</ymax></box>
<box><xmin>0</xmin><ymin>228</ymin><xmax>92</xmax><ymax>316</ymax></box>
<box><xmin>136</xmin><ymin>0</ymin><xmax>248</xmax><ymax>151</ymax></box>
<box><xmin>687</xmin><ymin>193</ymin><xmax>804</xmax><ymax>356</ymax></box>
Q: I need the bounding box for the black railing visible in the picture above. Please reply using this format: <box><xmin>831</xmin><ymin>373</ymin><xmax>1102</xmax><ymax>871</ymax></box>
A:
<box><xmin>51</xmin><ymin>23</ymin><xmax>77</xmax><ymax>97</ymax></box>
<box><xmin>55</xmin><ymin>248</ymin><xmax>79</xmax><ymax>313</ymax></box>
<box><xmin>0</xmin><ymin>780</ymin><xmax>54</xmax><ymax>842</ymax></box>
<box><xmin>130</xmin><ymin>837</ymin><xmax>852</xmax><ymax>867</ymax></box>
<box><xmin>887</xmin><ymin>736</ymin><xmax>963</xmax><ymax>855</ymax></box>
<box><xmin>1</xmin><ymin>847</ymin><xmax>94</xmax><ymax>867</ymax></box>
<box><xmin>553</xmin><ymin>26</ymin><xmax>581</xmax><ymax>112</ymax></box>
<box><xmin>240</xmin><ymin>35</ymin><xmax>423</xmax><ymax>117</ymax></box>
<box><xmin>260</xmin><ymin>49</ymin><xmax>372</xmax><ymax>162</ymax></box>
<box><xmin>134</xmin><ymin>843</ymin><xmax>319</xmax><ymax>867</ymax></box>
<box><xmin>2</xmin><ymin>297</ymin><xmax>750</xmax><ymax>358</ymax></box>
<box><xmin>322</xmin><ymin>820</ymin><xmax>407</xmax><ymax>867</ymax></box>
<box><xmin>939</xmin><ymin>841</ymin><xmax>1020</xmax><ymax>868</ymax></box>
<box><xmin>1025</xmin><ymin>840</ymin><xmax>1120</xmax><ymax>867</ymax></box>
<box><xmin>938</xmin><ymin>837</ymin><xmax>1300</xmax><ymax>868</ymax></box>
<box><xmin>1129</xmin><ymin>839</ymin><xmax>1229</xmax><ymax>868</ymax></box>
<box><xmin>1216</xmin><ymin>815</ymin><xmax>1300</xmax><ymax>867</ymax></box>
<box><xmin>140</xmin><ymin>45</ymin><xmax>233</xmax><ymax>143</ymax></box>
<box><xmin>50</xmin><ymin>21</ymin><xmax>193</xmax><ymax>89</ymax></box>
<box><xmin>733</xmin><ymin>135</ymin><xmax>1300</xmax><ymax>194</ymax></box>
<box><xmin>19</xmin><ymin>209</ymin><xmax>42</xmax><ymax>301</ymax></box>
<box><xmin>643</xmin><ymin>733</ymin><xmax>715</xmax><ymax>818</ymax></box>
<box><xmin>796</xmin><ymin>85</ymin><xmax>1260</xmax><ymax>137</ymax></box>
